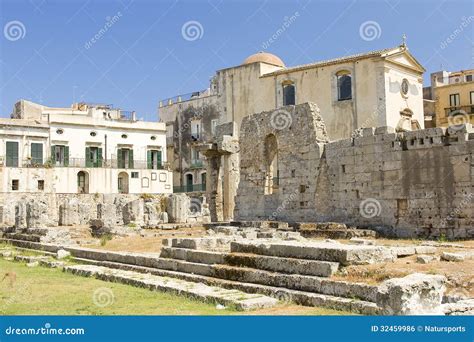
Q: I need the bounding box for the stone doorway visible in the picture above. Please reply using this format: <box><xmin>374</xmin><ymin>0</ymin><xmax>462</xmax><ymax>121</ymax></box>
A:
<box><xmin>185</xmin><ymin>173</ymin><xmax>193</xmax><ymax>192</ymax></box>
<box><xmin>77</xmin><ymin>171</ymin><xmax>89</xmax><ymax>194</ymax></box>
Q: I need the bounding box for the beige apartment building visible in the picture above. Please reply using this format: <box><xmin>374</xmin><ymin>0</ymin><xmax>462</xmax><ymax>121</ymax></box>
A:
<box><xmin>424</xmin><ymin>69</ymin><xmax>474</xmax><ymax>127</ymax></box>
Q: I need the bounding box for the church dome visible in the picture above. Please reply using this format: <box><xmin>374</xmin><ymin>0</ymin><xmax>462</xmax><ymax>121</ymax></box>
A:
<box><xmin>242</xmin><ymin>52</ymin><xmax>285</xmax><ymax>67</ymax></box>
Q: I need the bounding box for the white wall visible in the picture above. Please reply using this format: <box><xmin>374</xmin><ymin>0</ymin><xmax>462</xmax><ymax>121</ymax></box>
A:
<box><xmin>0</xmin><ymin>109</ymin><xmax>172</xmax><ymax>195</ymax></box>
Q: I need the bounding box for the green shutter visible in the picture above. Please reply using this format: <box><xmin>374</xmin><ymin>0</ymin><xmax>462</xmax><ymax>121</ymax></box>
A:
<box><xmin>98</xmin><ymin>148</ymin><xmax>103</xmax><ymax>167</ymax></box>
<box><xmin>64</xmin><ymin>146</ymin><xmax>69</xmax><ymax>166</ymax></box>
<box><xmin>51</xmin><ymin>146</ymin><xmax>56</xmax><ymax>164</ymax></box>
<box><xmin>85</xmin><ymin>147</ymin><xmax>91</xmax><ymax>167</ymax></box>
<box><xmin>157</xmin><ymin>151</ymin><xmax>162</xmax><ymax>168</ymax></box>
<box><xmin>6</xmin><ymin>142</ymin><xmax>19</xmax><ymax>167</ymax></box>
<box><xmin>31</xmin><ymin>143</ymin><xmax>43</xmax><ymax>165</ymax></box>
<box><xmin>117</xmin><ymin>148</ymin><xmax>123</xmax><ymax>168</ymax></box>
<box><xmin>147</xmin><ymin>150</ymin><xmax>152</xmax><ymax>169</ymax></box>
<box><xmin>128</xmin><ymin>149</ymin><xmax>134</xmax><ymax>169</ymax></box>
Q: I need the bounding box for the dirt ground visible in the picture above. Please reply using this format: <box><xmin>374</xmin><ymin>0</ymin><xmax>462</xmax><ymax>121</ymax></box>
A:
<box><xmin>82</xmin><ymin>226</ymin><xmax>207</xmax><ymax>253</ymax></box>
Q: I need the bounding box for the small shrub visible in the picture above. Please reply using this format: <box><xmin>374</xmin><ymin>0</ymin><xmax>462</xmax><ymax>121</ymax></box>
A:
<box><xmin>100</xmin><ymin>234</ymin><xmax>113</xmax><ymax>246</ymax></box>
<box><xmin>140</xmin><ymin>193</ymin><xmax>154</xmax><ymax>200</ymax></box>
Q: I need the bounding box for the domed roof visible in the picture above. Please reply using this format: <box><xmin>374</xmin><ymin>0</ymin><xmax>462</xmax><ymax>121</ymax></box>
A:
<box><xmin>242</xmin><ymin>52</ymin><xmax>285</xmax><ymax>67</ymax></box>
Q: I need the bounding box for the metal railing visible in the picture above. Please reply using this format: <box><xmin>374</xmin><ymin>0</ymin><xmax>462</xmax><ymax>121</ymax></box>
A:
<box><xmin>159</xmin><ymin>89</ymin><xmax>209</xmax><ymax>108</ymax></box>
<box><xmin>190</xmin><ymin>159</ymin><xmax>204</xmax><ymax>168</ymax></box>
<box><xmin>173</xmin><ymin>183</ymin><xmax>206</xmax><ymax>193</ymax></box>
<box><xmin>9</xmin><ymin>158</ymin><xmax>169</xmax><ymax>170</ymax></box>
<box><xmin>445</xmin><ymin>105</ymin><xmax>474</xmax><ymax>117</ymax></box>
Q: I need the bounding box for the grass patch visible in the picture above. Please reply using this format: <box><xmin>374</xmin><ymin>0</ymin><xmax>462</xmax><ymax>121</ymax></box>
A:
<box><xmin>0</xmin><ymin>259</ymin><xmax>351</xmax><ymax>315</ymax></box>
<box><xmin>100</xmin><ymin>234</ymin><xmax>113</xmax><ymax>247</ymax></box>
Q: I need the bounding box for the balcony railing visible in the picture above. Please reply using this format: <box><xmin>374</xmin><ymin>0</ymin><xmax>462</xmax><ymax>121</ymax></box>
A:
<box><xmin>445</xmin><ymin>105</ymin><xmax>474</xmax><ymax>117</ymax></box>
<box><xmin>9</xmin><ymin>158</ymin><xmax>169</xmax><ymax>170</ymax></box>
<box><xmin>190</xmin><ymin>159</ymin><xmax>204</xmax><ymax>168</ymax></box>
<box><xmin>173</xmin><ymin>183</ymin><xmax>206</xmax><ymax>193</ymax></box>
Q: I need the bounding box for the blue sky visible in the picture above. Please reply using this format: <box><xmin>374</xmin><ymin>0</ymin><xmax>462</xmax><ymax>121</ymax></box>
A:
<box><xmin>0</xmin><ymin>0</ymin><xmax>473</xmax><ymax>121</ymax></box>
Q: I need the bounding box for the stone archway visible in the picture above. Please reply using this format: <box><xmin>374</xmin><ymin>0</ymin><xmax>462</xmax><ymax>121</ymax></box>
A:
<box><xmin>118</xmin><ymin>171</ymin><xmax>129</xmax><ymax>194</ymax></box>
<box><xmin>77</xmin><ymin>171</ymin><xmax>89</xmax><ymax>194</ymax></box>
<box><xmin>264</xmin><ymin>134</ymin><xmax>278</xmax><ymax>195</ymax></box>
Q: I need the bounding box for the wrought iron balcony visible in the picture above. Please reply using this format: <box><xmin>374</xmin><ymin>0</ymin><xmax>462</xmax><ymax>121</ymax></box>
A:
<box><xmin>190</xmin><ymin>159</ymin><xmax>204</xmax><ymax>168</ymax></box>
<box><xmin>7</xmin><ymin>158</ymin><xmax>169</xmax><ymax>170</ymax></box>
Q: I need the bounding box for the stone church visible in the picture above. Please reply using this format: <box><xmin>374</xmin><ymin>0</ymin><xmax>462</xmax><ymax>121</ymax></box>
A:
<box><xmin>160</xmin><ymin>42</ymin><xmax>425</xmax><ymax>196</ymax></box>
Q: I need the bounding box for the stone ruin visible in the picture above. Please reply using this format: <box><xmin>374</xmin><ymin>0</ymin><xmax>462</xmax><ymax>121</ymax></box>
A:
<box><xmin>0</xmin><ymin>192</ymin><xmax>210</xmax><ymax>241</ymax></box>
<box><xmin>6</xmin><ymin>218</ymin><xmax>470</xmax><ymax>315</ymax></box>
<box><xmin>231</xmin><ymin>102</ymin><xmax>474</xmax><ymax>239</ymax></box>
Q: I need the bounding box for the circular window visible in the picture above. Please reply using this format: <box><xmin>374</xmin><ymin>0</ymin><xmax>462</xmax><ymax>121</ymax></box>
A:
<box><xmin>90</xmin><ymin>131</ymin><xmax>97</xmax><ymax>137</ymax></box>
<box><xmin>401</xmin><ymin>79</ymin><xmax>409</xmax><ymax>96</ymax></box>
<box><xmin>56</xmin><ymin>128</ymin><xmax>64</xmax><ymax>135</ymax></box>
<box><xmin>121</xmin><ymin>134</ymin><xmax>128</xmax><ymax>139</ymax></box>
<box><xmin>150</xmin><ymin>135</ymin><xmax>156</xmax><ymax>141</ymax></box>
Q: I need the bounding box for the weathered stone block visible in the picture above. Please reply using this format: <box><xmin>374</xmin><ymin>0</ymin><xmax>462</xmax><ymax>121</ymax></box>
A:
<box><xmin>377</xmin><ymin>273</ymin><xmax>446</xmax><ymax>315</ymax></box>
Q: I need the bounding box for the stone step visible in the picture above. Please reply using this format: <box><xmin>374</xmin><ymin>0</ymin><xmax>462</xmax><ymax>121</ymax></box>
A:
<box><xmin>145</xmin><ymin>257</ymin><xmax>376</xmax><ymax>302</ymax></box>
<box><xmin>300</xmin><ymin>229</ymin><xmax>377</xmax><ymax>239</ymax></box>
<box><xmin>160</xmin><ymin>247</ymin><xmax>225</xmax><ymax>265</ymax></box>
<box><xmin>70</xmin><ymin>257</ymin><xmax>379</xmax><ymax>315</ymax></box>
<box><xmin>165</xmin><ymin>237</ymin><xmax>236</xmax><ymax>251</ymax></box>
<box><xmin>231</xmin><ymin>221</ymin><xmax>290</xmax><ymax>230</ymax></box>
<box><xmin>22</xmin><ymin>228</ymin><xmax>50</xmax><ymax>236</ymax></box>
<box><xmin>223</xmin><ymin>252</ymin><xmax>339</xmax><ymax>277</ymax></box>
<box><xmin>230</xmin><ymin>241</ymin><xmax>395</xmax><ymax>266</ymax></box>
<box><xmin>160</xmin><ymin>247</ymin><xmax>339</xmax><ymax>277</ymax></box>
<box><xmin>2</xmin><ymin>238</ymin><xmax>378</xmax><ymax>310</ymax></box>
<box><xmin>4</xmin><ymin>233</ymin><xmax>42</xmax><ymax>242</ymax></box>
<box><xmin>64</xmin><ymin>264</ymin><xmax>278</xmax><ymax>311</ymax></box>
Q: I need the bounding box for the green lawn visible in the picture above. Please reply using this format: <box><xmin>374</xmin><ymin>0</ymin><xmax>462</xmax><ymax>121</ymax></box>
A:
<box><xmin>0</xmin><ymin>258</ymin><xmax>350</xmax><ymax>315</ymax></box>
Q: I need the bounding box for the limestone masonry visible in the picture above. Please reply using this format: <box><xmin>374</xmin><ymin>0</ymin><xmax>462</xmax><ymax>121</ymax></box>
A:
<box><xmin>235</xmin><ymin>102</ymin><xmax>474</xmax><ymax>239</ymax></box>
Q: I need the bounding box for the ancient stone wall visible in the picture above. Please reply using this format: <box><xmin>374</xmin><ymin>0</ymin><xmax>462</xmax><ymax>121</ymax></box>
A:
<box><xmin>320</xmin><ymin>125</ymin><xmax>474</xmax><ymax>239</ymax></box>
<box><xmin>234</xmin><ymin>102</ymin><xmax>474</xmax><ymax>239</ymax></box>
<box><xmin>0</xmin><ymin>192</ymin><xmax>209</xmax><ymax>228</ymax></box>
<box><xmin>234</xmin><ymin>103</ymin><xmax>329</xmax><ymax>222</ymax></box>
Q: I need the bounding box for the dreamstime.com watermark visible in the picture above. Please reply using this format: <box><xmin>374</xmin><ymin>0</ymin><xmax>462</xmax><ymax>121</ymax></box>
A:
<box><xmin>359</xmin><ymin>198</ymin><xmax>382</xmax><ymax>218</ymax></box>
<box><xmin>270</xmin><ymin>108</ymin><xmax>293</xmax><ymax>130</ymax></box>
<box><xmin>268</xmin><ymin>190</ymin><xmax>298</xmax><ymax>221</ymax></box>
<box><xmin>92</xmin><ymin>287</ymin><xmax>115</xmax><ymax>307</ymax></box>
<box><xmin>84</xmin><ymin>12</ymin><xmax>123</xmax><ymax>49</ymax></box>
<box><xmin>3</xmin><ymin>20</ymin><xmax>26</xmax><ymax>41</ymax></box>
<box><xmin>359</xmin><ymin>20</ymin><xmax>382</xmax><ymax>41</ymax></box>
<box><xmin>4</xmin><ymin>323</ymin><xmax>85</xmax><ymax>336</ymax></box>
<box><xmin>440</xmin><ymin>16</ymin><xmax>474</xmax><ymax>49</ymax></box>
<box><xmin>261</xmin><ymin>12</ymin><xmax>300</xmax><ymax>50</ymax></box>
<box><xmin>440</xmin><ymin>192</ymin><xmax>473</xmax><ymax>228</ymax></box>
<box><xmin>181</xmin><ymin>20</ymin><xmax>204</xmax><ymax>41</ymax></box>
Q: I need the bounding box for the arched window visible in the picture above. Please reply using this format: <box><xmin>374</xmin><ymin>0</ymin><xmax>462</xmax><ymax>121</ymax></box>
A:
<box><xmin>336</xmin><ymin>71</ymin><xmax>352</xmax><ymax>101</ymax></box>
<box><xmin>264</xmin><ymin>134</ymin><xmax>279</xmax><ymax>195</ymax></box>
<box><xmin>77</xmin><ymin>171</ymin><xmax>89</xmax><ymax>194</ymax></box>
<box><xmin>282</xmin><ymin>81</ymin><xmax>295</xmax><ymax>106</ymax></box>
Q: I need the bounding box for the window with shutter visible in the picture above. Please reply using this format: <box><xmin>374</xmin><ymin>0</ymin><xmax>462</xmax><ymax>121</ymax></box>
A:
<box><xmin>128</xmin><ymin>149</ymin><xmax>133</xmax><ymax>169</ymax></box>
<box><xmin>6</xmin><ymin>142</ymin><xmax>19</xmax><ymax>167</ymax></box>
<box><xmin>31</xmin><ymin>143</ymin><xmax>43</xmax><ymax>165</ymax></box>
